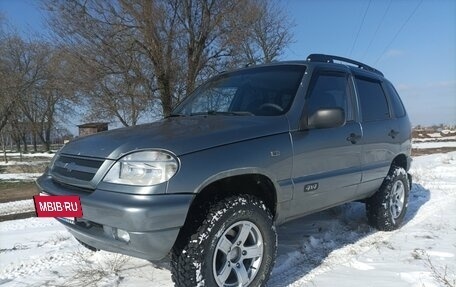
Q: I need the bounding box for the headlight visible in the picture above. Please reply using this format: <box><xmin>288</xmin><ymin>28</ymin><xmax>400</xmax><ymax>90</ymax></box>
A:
<box><xmin>103</xmin><ymin>151</ymin><xmax>179</xmax><ymax>185</ymax></box>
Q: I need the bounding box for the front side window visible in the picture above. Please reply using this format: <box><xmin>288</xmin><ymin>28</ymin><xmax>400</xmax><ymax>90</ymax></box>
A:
<box><xmin>304</xmin><ymin>72</ymin><xmax>353</xmax><ymax>121</ymax></box>
<box><xmin>173</xmin><ymin>65</ymin><xmax>306</xmax><ymax>116</ymax></box>
<box><xmin>355</xmin><ymin>77</ymin><xmax>390</xmax><ymax>122</ymax></box>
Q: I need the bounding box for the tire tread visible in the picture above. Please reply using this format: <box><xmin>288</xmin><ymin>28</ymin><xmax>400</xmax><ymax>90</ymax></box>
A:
<box><xmin>171</xmin><ymin>194</ymin><xmax>276</xmax><ymax>287</ymax></box>
<box><xmin>366</xmin><ymin>166</ymin><xmax>410</xmax><ymax>231</ymax></box>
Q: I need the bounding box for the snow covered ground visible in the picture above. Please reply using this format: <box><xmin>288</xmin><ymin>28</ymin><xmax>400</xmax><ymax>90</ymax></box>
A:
<box><xmin>3</xmin><ymin>152</ymin><xmax>56</xmax><ymax>158</ymax></box>
<box><xmin>0</xmin><ymin>152</ymin><xmax>455</xmax><ymax>286</ymax></box>
<box><xmin>413</xmin><ymin>141</ymin><xmax>456</xmax><ymax>149</ymax></box>
<box><xmin>0</xmin><ymin>161</ymin><xmax>50</xmax><ymax>166</ymax></box>
<box><xmin>0</xmin><ymin>200</ymin><xmax>35</xmax><ymax>216</ymax></box>
<box><xmin>0</xmin><ymin>200</ymin><xmax>36</xmax><ymax>217</ymax></box>
<box><xmin>413</xmin><ymin>136</ymin><xmax>456</xmax><ymax>142</ymax></box>
<box><xmin>0</xmin><ymin>173</ymin><xmax>42</xmax><ymax>182</ymax></box>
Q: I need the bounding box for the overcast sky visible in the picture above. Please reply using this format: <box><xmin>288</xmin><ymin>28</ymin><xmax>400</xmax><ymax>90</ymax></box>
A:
<box><xmin>1</xmin><ymin>0</ymin><xmax>455</xmax><ymax>127</ymax></box>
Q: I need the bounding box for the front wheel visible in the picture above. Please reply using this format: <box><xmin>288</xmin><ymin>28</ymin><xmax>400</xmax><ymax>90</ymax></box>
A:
<box><xmin>171</xmin><ymin>195</ymin><xmax>277</xmax><ymax>287</ymax></box>
<box><xmin>366</xmin><ymin>166</ymin><xmax>410</xmax><ymax>231</ymax></box>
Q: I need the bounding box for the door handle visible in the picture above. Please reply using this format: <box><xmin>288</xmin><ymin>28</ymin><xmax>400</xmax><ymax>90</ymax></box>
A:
<box><xmin>388</xmin><ymin>129</ymin><xmax>399</xmax><ymax>139</ymax></box>
<box><xmin>346</xmin><ymin>133</ymin><xmax>361</xmax><ymax>144</ymax></box>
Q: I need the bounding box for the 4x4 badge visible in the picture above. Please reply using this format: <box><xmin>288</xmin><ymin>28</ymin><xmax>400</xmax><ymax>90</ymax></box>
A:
<box><xmin>304</xmin><ymin>183</ymin><xmax>319</xmax><ymax>192</ymax></box>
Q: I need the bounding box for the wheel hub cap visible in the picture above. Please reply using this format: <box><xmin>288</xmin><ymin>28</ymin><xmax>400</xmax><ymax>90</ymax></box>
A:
<box><xmin>213</xmin><ymin>221</ymin><xmax>264</xmax><ymax>286</ymax></box>
<box><xmin>228</xmin><ymin>246</ymin><xmax>241</xmax><ymax>262</ymax></box>
<box><xmin>390</xmin><ymin>180</ymin><xmax>405</xmax><ymax>221</ymax></box>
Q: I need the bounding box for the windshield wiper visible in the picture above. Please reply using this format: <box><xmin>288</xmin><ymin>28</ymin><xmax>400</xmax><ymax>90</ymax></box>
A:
<box><xmin>190</xmin><ymin>111</ymin><xmax>253</xmax><ymax>116</ymax></box>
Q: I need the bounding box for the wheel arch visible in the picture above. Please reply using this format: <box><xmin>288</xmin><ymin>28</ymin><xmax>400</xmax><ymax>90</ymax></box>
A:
<box><xmin>391</xmin><ymin>153</ymin><xmax>409</xmax><ymax>171</ymax></box>
<box><xmin>173</xmin><ymin>170</ymin><xmax>279</xmax><ymax>255</ymax></box>
<box><xmin>191</xmin><ymin>170</ymin><xmax>278</xmax><ymax>218</ymax></box>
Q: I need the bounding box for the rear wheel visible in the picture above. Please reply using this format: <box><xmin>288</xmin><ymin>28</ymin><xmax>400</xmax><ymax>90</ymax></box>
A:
<box><xmin>171</xmin><ymin>195</ymin><xmax>277</xmax><ymax>287</ymax></box>
<box><xmin>366</xmin><ymin>166</ymin><xmax>410</xmax><ymax>231</ymax></box>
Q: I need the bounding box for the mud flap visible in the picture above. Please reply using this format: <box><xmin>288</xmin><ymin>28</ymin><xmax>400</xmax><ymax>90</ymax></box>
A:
<box><xmin>407</xmin><ymin>173</ymin><xmax>413</xmax><ymax>190</ymax></box>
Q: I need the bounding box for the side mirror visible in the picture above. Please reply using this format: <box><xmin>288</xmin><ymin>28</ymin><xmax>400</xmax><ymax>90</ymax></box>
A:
<box><xmin>301</xmin><ymin>108</ymin><xmax>346</xmax><ymax>130</ymax></box>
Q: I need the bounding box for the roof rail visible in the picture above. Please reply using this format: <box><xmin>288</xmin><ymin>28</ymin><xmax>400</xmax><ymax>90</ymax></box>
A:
<box><xmin>307</xmin><ymin>54</ymin><xmax>384</xmax><ymax>76</ymax></box>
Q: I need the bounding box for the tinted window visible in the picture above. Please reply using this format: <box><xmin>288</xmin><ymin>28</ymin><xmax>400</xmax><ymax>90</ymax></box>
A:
<box><xmin>385</xmin><ymin>81</ymin><xmax>406</xmax><ymax>118</ymax></box>
<box><xmin>305</xmin><ymin>73</ymin><xmax>353</xmax><ymax>121</ymax></box>
<box><xmin>355</xmin><ymin>78</ymin><xmax>390</xmax><ymax>121</ymax></box>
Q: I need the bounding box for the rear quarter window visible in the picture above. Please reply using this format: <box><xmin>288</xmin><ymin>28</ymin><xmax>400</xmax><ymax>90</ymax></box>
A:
<box><xmin>385</xmin><ymin>81</ymin><xmax>406</xmax><ymax>118</ymax></box>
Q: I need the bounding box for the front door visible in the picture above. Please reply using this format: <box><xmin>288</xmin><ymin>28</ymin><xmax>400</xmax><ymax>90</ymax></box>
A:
<box><xmin>289</xmin><ymin>68</ymin><xmax>363</xmax><ymax>217</ymax></box>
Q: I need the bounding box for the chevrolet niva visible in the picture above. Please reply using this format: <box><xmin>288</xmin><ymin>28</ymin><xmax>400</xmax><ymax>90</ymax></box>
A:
<box><xmin>37</xmin><ymin>54</ymin><xmax>412</xmax><ymax>287</ymax></box>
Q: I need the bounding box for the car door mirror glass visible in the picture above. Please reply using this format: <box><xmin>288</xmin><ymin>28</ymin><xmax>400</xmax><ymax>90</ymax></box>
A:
<box><xmin>302</xmin><ymin>108</ymin><xmax>346</xmax><ymax>129</ymax></box>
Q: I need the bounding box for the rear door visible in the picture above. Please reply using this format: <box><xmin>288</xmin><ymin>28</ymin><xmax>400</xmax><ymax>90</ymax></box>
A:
<box><xmin>353</xmin><ymin>74</ymin><xmax>397</xmax><ymax>196</ymax></box>
<box><xmin>289</xmin><ymin>67</ymin><xmax>363</xmax><ymax>217</ymax></box>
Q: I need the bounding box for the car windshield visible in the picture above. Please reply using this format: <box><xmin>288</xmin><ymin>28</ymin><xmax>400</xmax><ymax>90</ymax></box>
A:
<box><xmin>173</xmin><ymin>65</ymin><xmax>306</xmax><ymax>116</ymax></box>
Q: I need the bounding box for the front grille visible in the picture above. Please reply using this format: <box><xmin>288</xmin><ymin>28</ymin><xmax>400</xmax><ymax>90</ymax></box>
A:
<box><xmin>51</xmin><ymin>154</ymin><xmax>104</xmax><ymax>183</ymax></box>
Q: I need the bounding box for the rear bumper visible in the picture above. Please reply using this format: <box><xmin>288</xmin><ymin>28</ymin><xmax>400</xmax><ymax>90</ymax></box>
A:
<box><xmin>36</xmin><ymin>175</ymin><xmax>194</xmax><ymax>261</ymax></box>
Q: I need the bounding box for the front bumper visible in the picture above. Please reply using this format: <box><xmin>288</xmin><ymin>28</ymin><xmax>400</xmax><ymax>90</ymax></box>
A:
<box><xmin>36</xmin><ymin>175</ymin><xmax>194</xmax><ymax>261</ymax></box>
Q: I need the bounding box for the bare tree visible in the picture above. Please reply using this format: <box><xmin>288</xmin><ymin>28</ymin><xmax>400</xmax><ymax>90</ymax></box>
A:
<box><xmin>29</xmin><ymin>47</ymin><xmax>80</xmax><ymax>150</ymax></box>
<box><xmin>44</xmin><ymin>0</ymin><xmax>159</xmax><ymax>126</ymax></box>
<box><xmin>0</xmin><ymin>34</ymin><xmax>47</xmax><ymax>141</ymax></box>
<box><xmin>0</xmin><ymin>29</ymin><xmax>77</xmax><ymax>151</ymax></box>
<box><xmin>236</xmin><ymin>0</ymin><xmax>294</xmax><ymax>64</ymax></box>
<box><xmin>0</xmin><ymin>67</ymin><xmax>14</xmax><ymax>133</ymax></box>
<box><xmin>43</xmin><ymin>0</ymin><xmax>294</xmax><ymax>118</ymax></box>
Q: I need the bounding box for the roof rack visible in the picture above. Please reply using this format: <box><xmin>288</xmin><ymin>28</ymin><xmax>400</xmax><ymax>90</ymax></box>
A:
<box><xmin>307</xmin><ymin>54</ymin><xmax>384</xmax><ymax>76</ymax></box>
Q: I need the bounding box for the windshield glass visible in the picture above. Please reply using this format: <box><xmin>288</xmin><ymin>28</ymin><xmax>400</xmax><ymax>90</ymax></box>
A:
<box><xmin>173</xmin><ymin>65</ymin><xmax>306</xmax><ymax>116</ymax></box>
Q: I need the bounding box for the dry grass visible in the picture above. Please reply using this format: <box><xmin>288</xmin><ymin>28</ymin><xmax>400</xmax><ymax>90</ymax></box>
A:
<box><xmin>411</xmin><ymin>248</ymin><xmax>455</xmax><ymax>287</ymax></box>
<box><xmin>59</xmin><ymin>250</ymin><xmax>131</xmax><ymax>287</ymax></box>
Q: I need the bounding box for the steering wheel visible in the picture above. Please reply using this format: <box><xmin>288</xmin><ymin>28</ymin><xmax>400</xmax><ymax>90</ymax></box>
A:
<box><xmin>259</xmin><ymin>103</ymin><xmax>284</xmax><ymax>112</ymax></box>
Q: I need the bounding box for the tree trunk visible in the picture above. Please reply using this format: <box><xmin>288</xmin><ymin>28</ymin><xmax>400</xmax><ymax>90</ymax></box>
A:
<box><xmin>33</xmin><ymin>132</ymin><xmax>37</xmax><ymax>152</ymax></box>
<box><xmin>158</xmin><ymin>73</ymin><xmax>174</xmax><ymax>117</ymax></box>
<box><xmin>22</xmin><ymin>134</ymin><xmax>28</xmax><ymax>153</ymax></box>
<box><xmin>1</xmin><ymin>134</ymin><xmax>7</xmax><ymax>164</ymax></box>
<box><xmin>45</xmin><ymin>127</ymin><xmax>51</xmax><ymax>151</ymax></box>
<box><xmin>15</xmin><ymin>139</ymin><xmax>21</xmax><ymax>153</ymax></box>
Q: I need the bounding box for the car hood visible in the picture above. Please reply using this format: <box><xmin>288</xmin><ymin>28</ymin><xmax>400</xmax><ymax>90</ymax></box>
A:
<box><xmin>60</xmin><ymin>116</ymin><xmax>289</xmax><ymax>159</ymax></box>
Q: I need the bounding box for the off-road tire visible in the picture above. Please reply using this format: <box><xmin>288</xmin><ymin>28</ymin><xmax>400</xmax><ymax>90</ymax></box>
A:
<box><xmin>171</xmin><ymin>195</ymin><xmax>277</xmax><ymax>287</ymax></box>
<box><xmin>366</xmin><ymin>166</ymin><xmax>410</xmax><ymax>231</ymax></box>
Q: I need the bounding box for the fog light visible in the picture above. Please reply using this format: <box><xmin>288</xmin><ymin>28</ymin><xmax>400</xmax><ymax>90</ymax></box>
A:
<box><xmin>116</xmin><ymin>229</ymin><xmax>130</xmax><ymax>243</ymax></box>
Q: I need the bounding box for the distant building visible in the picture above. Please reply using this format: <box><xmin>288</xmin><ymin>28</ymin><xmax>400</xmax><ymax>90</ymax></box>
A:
<box><xmin>77</xmin><ymin>122</ymin><xmax>108</xmax><ymax>137</ymax></box>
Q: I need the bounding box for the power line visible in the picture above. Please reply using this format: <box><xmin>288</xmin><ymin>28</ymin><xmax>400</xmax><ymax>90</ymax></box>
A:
<box><xmin>374</xmin><ymin>0</ymin><xmax>423</xmax><ymax>65</ymax></box>
<box><xmin>362</xmin><ymin>0</ymin><xmax>392</xmax><ymax>60</ymax></box>
<box><xmin>349</xmin><ymin>0</ymin><xmax>372</xmax><ymax>57</ymax></box>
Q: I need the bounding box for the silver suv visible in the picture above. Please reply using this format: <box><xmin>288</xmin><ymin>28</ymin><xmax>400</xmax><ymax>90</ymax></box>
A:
<box><xmin>37</xmin><ymin>54</ymin><xmax>412</xmax><ymax>287</ymax></box>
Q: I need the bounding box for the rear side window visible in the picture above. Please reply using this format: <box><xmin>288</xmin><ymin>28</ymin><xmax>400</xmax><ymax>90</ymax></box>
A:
<box><xmin>305</xmin><ymin>72</ymin><xmax>354</xmax><ymax>121</ymax></box>
<box><xmin>355</xmin><ymin>77</ymin><xmax>390</xmax><ymax>122</ymax></box>
<box><xmin>385</xmin><ymin>81</ymin><xmax>406</xmax><ymax>118</ymax></box>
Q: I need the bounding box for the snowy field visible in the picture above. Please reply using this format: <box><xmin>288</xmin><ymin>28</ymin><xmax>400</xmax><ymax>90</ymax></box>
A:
<box><xmin>0</xmin><ymin>200</ymin><xmax>35</xmax><ymax>217</ymax></box>
<box><xmin>1</xmin><ymin>152</ymin><xmax>56</xmax><ymax>158</ymax></box>
<box><xmin>412</xmin><ymin>141</ymin><xmax>456</xmax><ymax>149</ymax></box>
<box><xmin>0</xmin><ymin>152</ymin><xmax>455</xmax><ymax>286</ymax></box>
<box><xmin>0</xmin><ymin>152</ymin><xmax>53</xmax><ymax>182</ymax></box>
<box><xmin>0</xmin><ymin>173</ymin><xmax>42</xmax><ymax>182</ymax></box>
